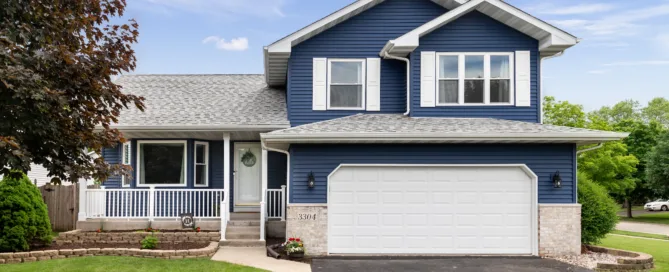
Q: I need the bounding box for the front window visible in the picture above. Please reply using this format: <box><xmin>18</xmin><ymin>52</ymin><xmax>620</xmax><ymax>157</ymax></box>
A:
<box><xmin>194</xmin><ymin>141</ymin><xmax>209</xmax><ymax>187</ymax></box>
<box><xmin>137</xmin><ymin>141</ymin><xmax>187</xmax><ymax>187</ymax></box>
<box><xmin>328</xmin><ymin>59</ymin><xmax>366</xmax><ymax>110</ymax></box>
<box><xmin>437</xmin><ymin>53</ymin><xmax>514</xmax><ymax>105</ymax></box>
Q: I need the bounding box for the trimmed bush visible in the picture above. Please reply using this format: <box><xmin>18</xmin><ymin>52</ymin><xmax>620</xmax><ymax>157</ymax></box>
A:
<box><xmin>141</xmin><ymin>234</ymin><xmax>158</xmax><ymax>249</ymax></box>
<box><xmin>578</xmin><ymin>172</ymin><xmax>618</xmax><ymax>245</ymax></box>
<box><xmin>0</xmin><ymin>172</ymin><xmax>52</xmax><ymax>252</ymax></box>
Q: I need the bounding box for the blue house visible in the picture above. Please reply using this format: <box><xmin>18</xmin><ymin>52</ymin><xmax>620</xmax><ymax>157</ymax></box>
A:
<box><xmin>80</xmin><ymin>0</ymin><xmax>627</xmax><ymax>257</ymax></box>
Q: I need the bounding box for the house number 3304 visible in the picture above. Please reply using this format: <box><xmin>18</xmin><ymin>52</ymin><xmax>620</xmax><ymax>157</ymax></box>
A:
<box><xmin>298</xmin><ymin>214</ymin><xmax>317</xmax><ymax>220</ymax></box>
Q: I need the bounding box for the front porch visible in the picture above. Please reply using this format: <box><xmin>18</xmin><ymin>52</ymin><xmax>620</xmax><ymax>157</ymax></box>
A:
<box><xmin>78</xmin><ymin>131</ymin><xmax>289</xmax><ymax>242</ymax></box>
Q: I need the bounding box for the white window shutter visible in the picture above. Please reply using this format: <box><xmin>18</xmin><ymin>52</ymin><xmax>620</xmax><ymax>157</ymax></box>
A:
<box><xmin>312</xmin><ymin>58</ymin><xmax>327</xmax><ymax>111</ymax></box>
<box><xmin>420</xmin><ymin>51</ymin><xmax>436</xmax><ymax>107</ymax></box>
<box><xmin>515</xmin><ymin>51</ymin><xmax>531</xmax><ymax>107</ymax></box>
<box><xmin>122</xmin><ymin>142</ymin><xmax>131</xmax><ymax>165</ymax></box>
<box><xmin>366</xmin><ymin>58</ymin><xmax>381</xmax><ymax>111</ymax></box>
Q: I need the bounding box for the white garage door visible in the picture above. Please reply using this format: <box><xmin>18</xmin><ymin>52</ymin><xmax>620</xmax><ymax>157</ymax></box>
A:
<box><xmin>328</xmin><ymin>165</ymin><xmax>537</xmax><ymax>255</ymax></box>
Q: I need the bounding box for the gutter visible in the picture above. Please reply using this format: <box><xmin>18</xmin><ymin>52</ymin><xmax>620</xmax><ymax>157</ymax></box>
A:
<box><xmin>105</xmin><ymin>124</ymin><xmax>291</xmax><ymax>131</ymax></box>
<box><xmin>381</xmin><ymin>44</ymin><xmax>411</xmax><ymax>116</ymax></box>
<box><xmin>576</xmin><ymin>143</ymin><xmax>604</xmax><ymax>155</ymax></box>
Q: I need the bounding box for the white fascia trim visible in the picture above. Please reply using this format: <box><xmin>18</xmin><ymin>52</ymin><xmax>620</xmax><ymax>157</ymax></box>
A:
<box><xmin>387</xmin><ymin>0</ymin><xmax>578</xmax><ymax>55</ymax></box>
<box><xmin>262</xmin><ymin>132</ymin><xmax>629</xmax><ymax>142</ymax></box>
<box><xmin>110</xmin><ymin>124</ymin><xmax>290</xmax><ymax>131</ymax></box>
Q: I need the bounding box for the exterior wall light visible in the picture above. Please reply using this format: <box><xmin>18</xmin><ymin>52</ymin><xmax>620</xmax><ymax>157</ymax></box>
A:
<box><xmin>307</xmin><ymin>171</ymin><xmax>315</xmax><ymax>189</ymax></box>
<box><xmin>553</xmin><ymin>171</ymin><xmax>562</xmax><ymax>188</ymax></box>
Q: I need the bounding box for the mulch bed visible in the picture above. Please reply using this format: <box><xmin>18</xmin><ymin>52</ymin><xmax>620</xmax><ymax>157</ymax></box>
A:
<box><xmin>31</xmin><ymin>242</ymin><xmax>209</xmax><ymax>251</ymax></box>
<box><xmin>266</xmin><ymin>238</ymin><xmax>312</xmax><ymax>265</ymax></box>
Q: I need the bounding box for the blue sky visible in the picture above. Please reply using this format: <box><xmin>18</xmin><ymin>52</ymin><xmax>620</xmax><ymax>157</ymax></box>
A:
<box><xmin>121</xmin><ymin>0</ymin><xmax>669</xmax><ymax>111</ymax></box>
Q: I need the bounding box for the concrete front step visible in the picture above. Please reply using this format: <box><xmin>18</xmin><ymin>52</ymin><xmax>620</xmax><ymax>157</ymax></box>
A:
<box><xmin>219</xmin><ymin>239</ymin><xmax>266</xmax><ymax>247</ymax></box>
<box><xmin>229</xmin><ymin>212</ymin><xmax>260</xmax><ymax>221</ymax></box>
<box><xmin>226</xmin><ymin>232</ymin><xmax>261</xmax><ymax>240</ymax></box>
<box><xmin>226</xmin><ymin>225</ymin><xmax>260</xmax><ymax>234</ymax></box>
<box><xmin>227</xmin><ymin>220</ymin><xmax>260</xmax><ymax>227</ymax></box>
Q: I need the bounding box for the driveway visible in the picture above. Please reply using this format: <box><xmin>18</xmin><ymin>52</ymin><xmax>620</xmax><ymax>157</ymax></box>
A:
<box><xmin>311</xmin><ymin>257</ymin><xmax>591</xmax><ymax>272</ymax></box>
<box><xmin>616</xmin><ymin>221</ymin><xmax>669</xmax><ymax>236</ymax></box>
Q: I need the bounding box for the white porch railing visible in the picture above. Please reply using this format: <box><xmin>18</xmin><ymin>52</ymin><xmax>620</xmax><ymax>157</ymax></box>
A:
<box><xmin>84</xmin><ymin>187</ymin><xmax>226</xmax><ymax>220</ymax></box>
<box><xmin>266</xmin><ymin>185</ymin><xmax>286</xmax><ymax>221</ymax></box>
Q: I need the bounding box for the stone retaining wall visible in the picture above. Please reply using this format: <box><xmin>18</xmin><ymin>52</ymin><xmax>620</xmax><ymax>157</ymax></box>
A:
<box><xmin>56</xmin><ymin>230</ymin><xmax>220</xmax><ymax>245</ymax></box>
<box><xmin>0</xmin><ymin>242</ymin><xmax>218</xmax><ymax>264</ymax></box>
<box><xmin>586</xmin><ymin>245</ymin><xmax>654</xmax><ymax>272</ymax></box>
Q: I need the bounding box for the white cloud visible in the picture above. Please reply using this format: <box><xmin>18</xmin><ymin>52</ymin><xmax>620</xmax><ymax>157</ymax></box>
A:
<box><xmin>583</xmin><ymin>41</ymin><xmax>630</xmax><ymax>48</ymax></box>
<box><xmin>551</xmin><ymin>19</ymin><xmax>591</xmax><ymax>28</ymax></box>
<box><xmin>542</xmin><ymin>3</ymin><xmax>615</xmax><ymax>15</ymax></box>
<box><xmin>202</xmin><ymin>36</ymin><xmax>249</xmax><ymax>51</ymax></box>
<box><xmin>602</xmin><ymin>60</ymin><xmax>669</xmax><ymax>66</ymax></box>
<box><xmin>137</xmin><ymin>0</ymin><xmax>285</xmax><ymax>19</ymax></box>
<box><xmin>587</xmin><ymin>70</ymin><xmax>608</xmax><ymax>74</ymax></box>
<box><xmin>550</xmin><ymin>4</ymin><xmax>669</xmax><ymax>38</ymax></box>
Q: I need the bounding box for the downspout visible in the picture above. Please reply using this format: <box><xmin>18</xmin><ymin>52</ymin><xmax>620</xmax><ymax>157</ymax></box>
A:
<box><xmin>576</xmin><ymin>143</ymin><xmax>603</xmax><ymax>155</ymax></box>
<box><xmin>261</xmin><ymin>140</ymin><xmax>290</xmax><ymax>205</ymax></box>
<box><xmin>382</xmin><ymin>51</ymin><xmax>411</xmax><ymax>116</ymax></box>
<box><xmin>539</xmin><ymin>51</ymin><xmax>564</xmax><ymax>124</ymax></box>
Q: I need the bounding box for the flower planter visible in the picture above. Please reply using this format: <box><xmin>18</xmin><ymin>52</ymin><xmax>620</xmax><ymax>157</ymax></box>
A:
<box><xmin>288</xmin><ymin>252</ymin><xmax>304</xmax><ymax>259</ymax></box>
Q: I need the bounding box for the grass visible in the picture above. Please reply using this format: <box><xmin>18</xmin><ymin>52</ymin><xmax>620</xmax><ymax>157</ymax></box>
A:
<box><xmin>610</xmin><ymin>230</ymin><xmax>669</xmax><ymax>240</ymax></box>
<box><xmin>598</xmin><ymin>235</ymin><xmax>669</xmax><ymax>272</ymax></box>
<box><xmin>618</xmin><ymin>206</ymin><xmax>646</xmax><ymax>212</ymax></box>
<box><xmin>1</xmin><ymin>256</ymin><xmax>267</xmax><ymax>272</ymax></box>
<box><xmin>619</xmin><ymin>212</ymin><xmax>669</xmax><ymax>225</ymax></box>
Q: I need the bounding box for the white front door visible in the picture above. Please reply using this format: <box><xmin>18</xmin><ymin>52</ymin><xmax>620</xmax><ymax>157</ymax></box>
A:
<box><xmin>328</xmin><ymin>165</ymin><xmax>537</xmax><ymax>255</ymax></box>
<box><xmin>234</xmin><ymin>143</ymin><xmax>262</xmax><ymax>212</ymax></box>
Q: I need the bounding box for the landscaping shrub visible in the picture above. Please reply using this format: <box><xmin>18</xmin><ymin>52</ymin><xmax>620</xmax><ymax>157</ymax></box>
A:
<box><xmin>578</xmin><ymin>172</ymin><xmax>619</xmax><ymax>245</ymax></box>
<box><xmin>0</xmin><ymin>172</ymin><xmax>52</xmax><ymax>252</ymax></box>
<box><xmin>141</xmin><ymin>234</ymin><xmax>158</xmax><ymax>249</ymax></box>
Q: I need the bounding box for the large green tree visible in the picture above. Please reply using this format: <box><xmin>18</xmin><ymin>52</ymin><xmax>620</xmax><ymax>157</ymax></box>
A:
<box><xmin>643</xmin><ymin>98</ymin><xmax>669</xmax><ymax>127</ymax></box>
<box><xmin>543</xmin><ymin>96</ymin><xmax>586</xmax><ymax>127</ymax></box>
<box><xmin>0</xmin><ymin>1</ymin><xmax>144</xmax><ymax>182</ymax></box>
<box><xmin>647</xmin><ymin>132</ymin><xmax>669</xmax><ymax>197</ymax></box>
<box><xmin>590</xmin><ymin>100</ymin><xmax>642</xmax><ymax>125</ymax></box>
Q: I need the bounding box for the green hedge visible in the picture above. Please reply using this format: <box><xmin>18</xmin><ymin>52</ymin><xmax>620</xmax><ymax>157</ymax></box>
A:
<box><xmin>0</xmin><ymin>172</ymin><xmax>52</xmax><ymax>252</ymax></box>
<box><xmin>578</xmin><ymin>172</ymin><xmax>619</xmax><ymax>245</ymax></box>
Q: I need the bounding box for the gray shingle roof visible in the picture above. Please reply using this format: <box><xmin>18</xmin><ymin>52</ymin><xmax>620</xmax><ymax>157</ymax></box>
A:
<box><xmin>263</xmin><ymin>114</ymin><xmax>628</xmax><ymax>144</ymax></box>
<box><xmin>113</xmin><ymin>74</ymin><xmax>289</xmax><ymax>128</ymax></box>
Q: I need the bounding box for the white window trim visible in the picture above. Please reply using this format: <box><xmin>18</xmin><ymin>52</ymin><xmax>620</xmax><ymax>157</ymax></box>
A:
<box><xmin>435</xmin><ymin>52</ymin><xmax>515</xmax><ymax>106</ymax></box>
<box><xmin>121</xmin><ymin>142</ymin><xmax>131</xmax><ymax>187</ymax></box>
<box><xmin>135</xmin><ymin>140</ymin><xmax>188</xmax><ymax>188</ymax></box>
<box><xmin>326</xmin><ymin>58</ymin><xmax>367</xmax><ymax>110</ymax></box>
<box><xmin>193</xmin><ymin>141</ymin><xmax>209</xmax><ymax>187</ymax></box>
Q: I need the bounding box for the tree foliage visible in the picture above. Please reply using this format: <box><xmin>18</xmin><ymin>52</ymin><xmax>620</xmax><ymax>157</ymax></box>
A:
<box><xmin>0</xmin><ymin>0</ymin><xmax>144</xmax><ymax>182</ymax></box>
<box><xmin>578</xmin><ymin>141</ymin><xmax>639</xmax><ymax>195</ymax></box>
<box><xmin>647</xmin><ymin>132</ymin><xmax>669</xmax><ymax>197</ymax></box>
<box><xmin>643</xmin><ymin>98</ymin><xmax>669</xmax><ymax>127</ymax></box>
<box><xmin>0</xmin><ymin>172</ymin><xmax>52</xmax><ymax>252</ymax></box>
<box><xmin>543</xmin><ymin>96</ymin><xmax>586</xmax><ymax>127</ymax></box>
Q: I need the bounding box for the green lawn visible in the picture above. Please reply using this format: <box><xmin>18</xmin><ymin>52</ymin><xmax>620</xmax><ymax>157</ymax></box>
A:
<box><xmin>610</xmin><ymin>230</ymin><xmax>669</xmax><ymax>240</ymax></box>
<box><xmin>1</xmin><ymin>256</ymin><xmax>266</xmax><ymax>272</ymax></box>
<box><xmin>619</xmin><ymin>212</ymin><xmax>669</xmax><ymax>225</ymax></box>
<box><xmin>598</xmin><ymin>235</ymin><xmax>669</xmax><ymax>272</ymax></box>
<box><xmin>619</xmin><ymin>206</ymin><xmax>646</xmax><ymax>212</ymax></box>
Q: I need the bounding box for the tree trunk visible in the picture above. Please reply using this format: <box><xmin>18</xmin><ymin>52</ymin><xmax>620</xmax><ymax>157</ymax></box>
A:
<box><xmin>625</xmin><ymin>198</ymin><xmax>633</xmax><ymax>218</ymax></box>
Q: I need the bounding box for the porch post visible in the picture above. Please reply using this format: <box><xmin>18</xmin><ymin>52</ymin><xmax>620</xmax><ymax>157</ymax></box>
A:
<box><xmin>281</xmin><ymin>185</ymin><xmax>286</xmax><ymax>221</ymax></box>
<box><xmin>77</xmin><ymin>182</ymin><xmax>87</xmax><ymax>221</ymax></box>
<box><xmin>260</xmin><ymin>148</ymin><xmax>268</xmax><ymax>241</ymax></box>
<box><xmin>223</xmin><ymin>132</ymin><xmax>230</xmax><ymax>220</ymax></box>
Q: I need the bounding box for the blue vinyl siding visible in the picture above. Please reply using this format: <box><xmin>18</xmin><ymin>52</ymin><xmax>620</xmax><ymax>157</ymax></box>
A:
<box><xmin>287</xmin><ymin>0</ymin><xmax>446</xmax><ymax>126</ymax></box>
<box><xmin>101</xmin><ymin>145</ymin><xmax>122</xmax><ymax>188</ymax></box>
<box><xmin>410</xmin><ymin>11</ymin><xmax>540</xmax><ymax>122</ymax></box>
<box><xmin>289</xmin><ymin>144</ymin><xmax>576</xmax><ymax>204</ymax></box>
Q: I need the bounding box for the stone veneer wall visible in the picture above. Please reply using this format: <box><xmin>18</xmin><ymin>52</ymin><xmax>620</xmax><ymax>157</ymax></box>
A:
<box><xmin>56</xmin><ymin>230</ymin><xmax>220</xmax><ymax>245</ymax></box>
<box><xmin>0</xmin><ymin>242</ymin><xmax>219</xmax><ymax>264</ymax></box>
<box><xmin>287</xmin><ymin>204</ymin><xmax>581</xmax><ymax>257</ymax></box>
<box><xmin>539</xmin><ymin>204</ymin><xmax>581</xmax><ymax>256</ymax></box>
<box><xmin>286</xmin><ymin>205</ymin><xmax>328</xmax><ymax>256</ymax></box>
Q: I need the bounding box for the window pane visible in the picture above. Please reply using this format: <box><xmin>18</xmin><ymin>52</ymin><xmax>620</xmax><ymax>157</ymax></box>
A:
<box><xmin>464</xmin><ymin>80</ymin><xmax>484</xmax><ymax>103</ymax></box>
<box><xmin>139</xmin><ymin>143</ymin><xmax>185</xmax><ymax>185</ymax></box>
<box><xmin>465</xmin><ymin>55</ymin><xmax>484</xmax><ymax>79</ymax></box>
<box><xmin>490</xmin><ymin>79</ymin><xmax>510</xmax><ymax>103</ymax></box>
<box><xmin>330</xmin><ymin>85</ymin><xmax>363</xmax><ymax>108</ymax></box>
<box><xmin>439</xmin><ymin>56</ymin><xmax>458</xmax><ymax>78</ymax></box>
<box><xmin>331</xmin><ymin>61</ymin><xmax>362</xmax><ymax>84</ymax></box>
<box><xmin>491</xmin><ymin>55</ymin><xmax>511</xmax><ymax>79</ymax></box>
<box><xmin>438</xmin><ymin>80</ymin><xmax>458</xmax><ymax>103</ymax></box>
<box><xmin>196</xmin><ymin>144</ymin><xmax>205</xmax><ymax>164</ymax></box>
<box><xmin>195</xmin><ymin>165</ymin><xmax>207</xmax><ymax>185</ymax></box>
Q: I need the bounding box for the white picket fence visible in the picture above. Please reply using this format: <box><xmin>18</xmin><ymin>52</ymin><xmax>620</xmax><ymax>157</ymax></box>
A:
<box><xmin>85</xmin><ymin>187</ymin><xmax>225</xmax><ymax>219</ymax></box>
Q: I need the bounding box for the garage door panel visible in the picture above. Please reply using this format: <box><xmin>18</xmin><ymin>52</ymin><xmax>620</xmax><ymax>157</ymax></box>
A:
<box><xmin>328</xmin><ymin>165</ymin><xmax>535</xmax><ymax>255</ymax></box>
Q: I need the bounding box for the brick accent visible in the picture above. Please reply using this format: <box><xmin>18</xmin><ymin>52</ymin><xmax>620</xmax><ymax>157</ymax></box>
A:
<box><xmin>286</xmin><ymin>205</ymin><xmax>327</xmax><ymax>256</ymax></box>
<box><xmin>0</xmin><ymin>242</ymin><xmax>219</xmax><ymax>265</ymax></box>
<box><xmin>539</xmin><ymin>204</ymin><xmax>581</xmax><ymax>256</ymax></box>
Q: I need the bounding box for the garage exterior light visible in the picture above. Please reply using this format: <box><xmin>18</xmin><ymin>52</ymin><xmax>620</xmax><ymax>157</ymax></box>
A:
<box><xmin>553</xmin><ymin>171</ymin><xmax>562</xmax><ymax>188</ymax></box>
<box><xmin>307</xmin><ymin>171</ymin><xmax>316</xmax><ymax>189</ymax></box>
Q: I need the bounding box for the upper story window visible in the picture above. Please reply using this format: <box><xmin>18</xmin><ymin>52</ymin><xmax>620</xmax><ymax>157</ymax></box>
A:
<box><xmin>436</xmin><ymin>53</ymin><xmax>514</xmax><ymax>106</ymax></box>
<box><xmin>327</xmin><ymin>59</ymin><xmax>366</xmax><ymax>110</ymax></box>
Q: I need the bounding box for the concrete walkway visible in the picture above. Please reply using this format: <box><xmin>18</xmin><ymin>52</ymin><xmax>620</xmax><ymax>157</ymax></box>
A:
<box><xmin>616</xmin><ymin>221</ymin><xmax>669</xmax><ymax>236</ymax></box>
<box><xmin>212</xmin><ymin>247</ymin><xmax>311</xmax><ymax>272</ymax></box>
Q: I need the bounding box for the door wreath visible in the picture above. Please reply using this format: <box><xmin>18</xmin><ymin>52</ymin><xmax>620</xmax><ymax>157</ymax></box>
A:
<box><xmin>241</xmin><ymin>149</ymin><xmax>257</xmax><ymax>167</ymax></box>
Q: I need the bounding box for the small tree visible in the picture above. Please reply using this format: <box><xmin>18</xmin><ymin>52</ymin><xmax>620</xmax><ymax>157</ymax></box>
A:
<box><xmin>578</xmin><ymin>172</ymin><xmax>618</xmax><ymax>245</ymax></box>
<box><xmin>647</xmin><ymin>133</ymin><xmax>669</xmax><ymax>197</ymax></box>
<box><xmin>0</xmin><ymin>172</ymin><xmax>52</xmax><ymax>252</ymax></box>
